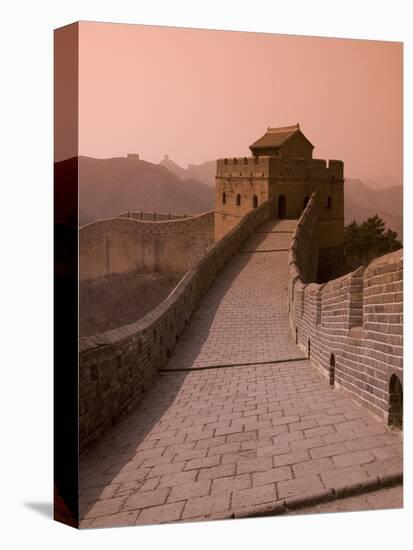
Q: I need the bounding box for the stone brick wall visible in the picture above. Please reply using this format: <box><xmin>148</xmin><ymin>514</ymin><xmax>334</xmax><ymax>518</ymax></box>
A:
<box><xmin>118</xmin><ymin>211</ymin><xmax>191</xmax><ymax>221</ymax></box>
<box><xmin>216</xmin><ymin>156</ymin><xmax>344</xmax><ymax>181</ymax></box>
<box><xmin>215</xmin><ymin>155</ymin><xmax>344</xmax><ymax>278</ymax></box>
<box><xmin>288</xmin><ymin>193</ymin><xmax>403</xmax><ymax>424</ymax></box>
<box><xmin>214</xmin><ymin>178</ymin><xmax>269</xmax><ymax>241</ymax></box>
<box><xmin>79</xmin><ymin>211</ymin><xmax>214</xmax><ymax>281</ymax></box>
<box><xmin>79</xmin><ymin>196</ymin><xmax>278</xmax><ymax>453</ymax></box>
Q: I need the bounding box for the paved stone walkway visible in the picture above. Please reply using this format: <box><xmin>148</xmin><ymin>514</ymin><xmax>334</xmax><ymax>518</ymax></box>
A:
<box><xmin>288</xmin><ymin>484</ymin><xmax>402</xmax><ymax>516</ymax></box>
<box><xmin>162</xmin><ymin>220</ymin><xmax>304</xmax><ymax>371</ymax></box>
<box><xmin>79</xmin><ymin>220</ymin><xmax>403</xmax><ymax>528</ymax></box>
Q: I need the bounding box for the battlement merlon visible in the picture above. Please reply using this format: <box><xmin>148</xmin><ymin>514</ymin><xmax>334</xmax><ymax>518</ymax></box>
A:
<box><xmin>216</xmin><ymin>156</ymin><xmax>344</xmax><ymax>180</ymax></box>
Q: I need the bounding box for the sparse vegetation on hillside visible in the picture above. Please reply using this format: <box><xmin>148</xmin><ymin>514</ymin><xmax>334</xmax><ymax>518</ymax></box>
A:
<box><xmin>344</xmin><ymin>215</ymin><xmax>402</xmax><ymax>272</ymax></box>
<box><xmin>80</xmin><ymin>271</ymin><xmax>182</xmax><ymax>336</ymax></box>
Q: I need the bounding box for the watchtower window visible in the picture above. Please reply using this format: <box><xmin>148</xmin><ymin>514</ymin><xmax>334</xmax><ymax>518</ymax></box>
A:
<box><xmin>236</xmin><ymin>194</ymin><xmax>241</xmax><ymax>206</ymax></box>
<box><xmin>244</xmin><ymin>157</ymin><xmax>248</xmax><ymax>165</ymax></box>
<box><xmin>325</xmin><ymin>196</ymin><xmax>332</xmax><ymax>209</ymax></box>
<box><xmin>253</xmin><ymin>195</ymin><xmax>258</xmax><ymax>208</ymax></box>
<box><xmin>254</xmin><ymin>157</ymin><xmax>259</xmax><ymax>165</ymax></box>
<box><xmin>222</xmin><ymin>192</ymin><xmax>227</xmax><ymax>205</ymax></box>
<box><xmin>233</xmin><ymin>158</ymin><xmax>238</xmax><ymax>165</ymax></box>
<box><xmin>224</xmin><ymin>158</ymin><xmax>228</xmax><ymax>165</ymax></box>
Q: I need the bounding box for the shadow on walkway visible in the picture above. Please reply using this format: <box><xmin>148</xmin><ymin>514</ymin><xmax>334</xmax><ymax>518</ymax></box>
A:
<box><xmin>79</xmin><ymin>220</ymin><xmax>302</xmax><ymax>520</ymax></box>
<box><xmin>79</xmin><ymin>238</ymin><xmax>262</xmax><ymax>517</ymax></box>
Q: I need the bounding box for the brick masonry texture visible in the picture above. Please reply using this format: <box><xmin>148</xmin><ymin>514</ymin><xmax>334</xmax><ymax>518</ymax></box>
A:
<box><xmin>160</xmin><ymin>219</ymin><xmax>303</xmax><ymax>371</ymax></box>
<box><xmin>79</xmin><ymin>360</ymin><xmax>402</xmax><ymax>528</ymax></box>
<box><xmin>80</xmin><ymin>211</ymin><xmax>215</xmax><ymax>281</ymax></box>
<box><xmin>288</xmin><ymin>194</ymin><xmax>403</xmax><ymax>423</ymax></box>
<box><xmin>214</xmin><ymin>152</ymin><xmax>344</xmax><ymax>281</ymax></box>
<box><xmin>79</xmin><ymin>212</ymin><xmax>402</xmax><ymax>528</ymax></box>
<box><xmin>287</xmin><ymin>484</ymin><xmax>402</xmax><ymax>515</ymax></box>
<box><xmin>79</xmin><ymin>197</ymin><xmax>281</xmax><ymax>453</ymax></box>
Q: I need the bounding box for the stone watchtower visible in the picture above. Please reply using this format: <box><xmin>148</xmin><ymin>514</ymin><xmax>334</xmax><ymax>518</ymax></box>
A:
<box><xmin>214</xmin><ymin>124</ymin><xmax>344</xmax><ymax>280</ymax></box>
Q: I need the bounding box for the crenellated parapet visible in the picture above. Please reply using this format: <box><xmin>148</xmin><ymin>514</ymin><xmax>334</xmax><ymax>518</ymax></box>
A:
<box><xmin>78</xmin><ymin>196</ymin><xmax>279</xmax><ymax>453</ymax></box>
<box><xmin>216</xmin><ymin>156</ymin><xmax>270</xmax><ymax>178</ymax></box>
<box><xmin>216</xmin><ymin>156</ymin><xmax>343</xmax><ymax>181</ymax></box>
<box><xmin>118</xmin><ymin>211</ymin><xmax>192</xmax><ymax>221</ymax></box>
<box><xmin>215</xmin><ymin>127</ymin><xmax>345</xmax><ymax>251</ymax></box>
<box><xmin>288</xmin><ymin>194</ymin><xmax>403</xmax><ymax>426</ymax></box>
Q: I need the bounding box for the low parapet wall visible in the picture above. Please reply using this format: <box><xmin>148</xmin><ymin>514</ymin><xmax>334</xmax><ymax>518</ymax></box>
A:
<box><xmin>288</xmin><ymin>194</ymin><xmax>403</xmax><ymax>424</ymax></box>
<box><xmin>79</xmin><ymin>211</ymin><xmax>214</xmax><ymax>281</ymax></box>
<box><xmin>79</xmin><ymin>196</ymin><xmax>278</xmax><ymax>453</ymax></box>
<box><xmin>118</xmin><ymin>211</ymin><xmax>191</xmax><ymax>221</ymax></box>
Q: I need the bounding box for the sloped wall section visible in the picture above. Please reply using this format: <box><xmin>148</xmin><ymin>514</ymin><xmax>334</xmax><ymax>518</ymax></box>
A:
<box><xmin>288</xmin><ymin>194</ymin><xmax>403</xmax><ymax>425</ymax></box>
<box><xmin>79</xmin><ymin>197</ymin><xmax>278</xmax><ymax>453</ymax></box>
<box><xmin>79</xmin><ymin>211</ymin><xmax>214</xmax><ymax>281</ymax></box>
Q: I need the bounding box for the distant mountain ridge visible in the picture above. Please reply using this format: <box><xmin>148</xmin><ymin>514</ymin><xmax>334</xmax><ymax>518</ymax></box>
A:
<box><xmin>76</xmin><ymin>156</ymin><xmax>215</xmax><ymax>226</ymax></box>
<box><xmin>344</xmin><ymin>179</ymin><xmax>403</xmax><ymax>240</ymax></box>
<box><xmin>56</xmin><ymin>155</ymin><xmax>402</xmax><ymax>240</ymax></box>
<box><xmin>159</xmin><ymin>157</ymin><xmax>403</xmax><ymax>240</ymax></box>
<box><xmin>159</xmin><ymin>156</ymin><xmax>216</xmax><ymax>187</ymax></box>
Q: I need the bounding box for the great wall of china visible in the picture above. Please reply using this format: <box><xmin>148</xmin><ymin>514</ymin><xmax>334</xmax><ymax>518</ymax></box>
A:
<box><xmin>289</xmin><ymin>194</ymin><xmax>403</xmax><ymax>425</ymax></box>
<box><xmin>78</xmin><ymin>126</ymin><xmax>403</xmax><ymax>526</ymax></box>
<box><xmin>80</xmin><ymin>211</ymin><xmax>214</xmax><ymax>281</ymax></box>
<box><xmin>79</xmin><ymin>198</ymin><xmax>279</xmax><ymax>452</ymax></box>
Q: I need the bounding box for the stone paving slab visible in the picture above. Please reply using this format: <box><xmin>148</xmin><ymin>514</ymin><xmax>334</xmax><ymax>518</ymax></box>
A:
<box><xmin>287</xmin><ymin>484</ymin><xmax>402</xmax><ymax>515</ymax></box>
<box><xmin>161</xmin><ymin>220</ymin><xmax>304</xmax><ymax>371</ymax></box>
<box><xmin>240</xmin><ymin>231</ymin><xmax>292</xmax><ymax>252</ymax></box>
<box><xmin>79</xmin><ymin>360</ymin><xmax>403</xmax><ymax>528</ymax></box>
<box><xmin>257</xmin><ymin>219</ymin><xmax>298</xmax><ymax>233</ymax></box>
<box><xmin>78</xmin><ymin>217</ymin><xmax>402</xmax><ymax>529</ymax></box>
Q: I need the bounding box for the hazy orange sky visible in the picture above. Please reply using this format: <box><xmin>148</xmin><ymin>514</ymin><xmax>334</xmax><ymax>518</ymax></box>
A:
<box><xmin>78</xmin><ymin>22</ymin><xmax>402</xmax><ymax>187</ymax></box>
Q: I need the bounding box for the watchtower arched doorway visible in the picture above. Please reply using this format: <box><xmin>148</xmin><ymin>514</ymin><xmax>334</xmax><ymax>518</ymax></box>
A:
<box><xmin>388</xmin><ymin>374</ymin><xmax>403</xmax><ymax>429</ymax></box>
<box><xmin>329</xmin><ymin>353</ymin><xmax>336</xmax><ymax>386</ymax></box>
<box><xmin>278</xmin><ymin>195</ymin><xmax>286</xmax><ymax>219</ymax></box>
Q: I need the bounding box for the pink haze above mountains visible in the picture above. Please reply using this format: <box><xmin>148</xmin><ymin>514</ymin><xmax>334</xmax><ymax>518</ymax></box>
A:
<box><xmin>74</xmin><ymin>22</ymin><xmax>402</xmax><ymax>189</ymax></box>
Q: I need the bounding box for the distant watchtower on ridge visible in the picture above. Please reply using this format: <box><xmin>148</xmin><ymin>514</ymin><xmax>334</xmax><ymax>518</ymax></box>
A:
<box><xmin>215</xmin><ymin>124</ymin><xmax>344</xmax><ymax>279</ymax></box>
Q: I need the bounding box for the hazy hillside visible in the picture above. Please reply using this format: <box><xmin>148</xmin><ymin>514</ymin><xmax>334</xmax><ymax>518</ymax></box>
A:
<box><xmin>159</xmin><ymin>156</ymin><xmax>216</xmax><ymax>187</ymax></box>
<box><xmin>77</xmin><ymin>156</ymin><xmax>215</xmax><ymax>226</ymax></box>
<box><xmin>57</xmin><ymin>156</ymin><xmax>402</xmax><ymax>239</ymax></box>
<box><xmin>158</xmin><ymin>155</ymin><xmax>188</xmax><ymax>180</ymax></box>
<box><xmin>186</xmin><ymin>161</ymin><xmax>216</xmax><ymax>187</ymax></box>
<box><xmin>345</xmin><ymin>179</ymin><xmax>403</xmax><ymax>240</ymax></box>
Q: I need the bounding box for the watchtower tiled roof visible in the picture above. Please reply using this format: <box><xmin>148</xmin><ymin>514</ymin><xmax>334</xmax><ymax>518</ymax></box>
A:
<box><xmin>249</xmin><ymin>123</ymin><xmax>314</xmax><ymax>153</ymax></box>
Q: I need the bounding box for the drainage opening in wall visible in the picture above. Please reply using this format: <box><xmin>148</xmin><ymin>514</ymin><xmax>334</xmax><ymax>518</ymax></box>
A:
<box><xmin>388</xmin><ymin>374</ymin><xmax>403</xmax><ymax>429</ymax></box>
<box><xmin>329</xmin><ymin>353</ymin><xmax>335</xmax><ymax>386</ymax></box>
